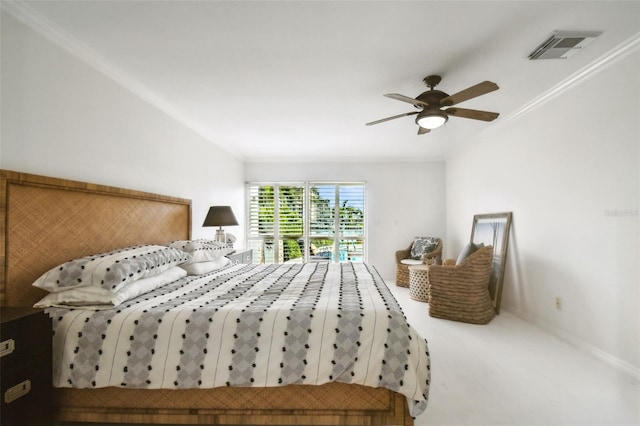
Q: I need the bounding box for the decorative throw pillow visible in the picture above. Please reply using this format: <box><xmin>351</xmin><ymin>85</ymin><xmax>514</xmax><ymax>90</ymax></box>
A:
<box><xmin>32</xmin><ymin>245</ymin><xmax>192</xmax><ymax>293</ymax></box>
<box><xmin>33</xmin><ymin>266</ymin><xmax>187</xmax><ymax>309</ymax></box>
<box><xmin>179</xmin><ymin>257</ymin><xmax>232</xmax><ymax>276</ymax></box>
<box><xmin>410</xmin><ymin>237</ymin><xmax>440</xmax><ymax>259</ymax></box>
<box><xmin>456</xmin><ymin>242</ymin><xmax>485</xmax><ymax>265</ymax></box>
<box><xmin>169</xmin><ymin>240</ymin><xmax>232</xmax><ymax>264</ymax></box>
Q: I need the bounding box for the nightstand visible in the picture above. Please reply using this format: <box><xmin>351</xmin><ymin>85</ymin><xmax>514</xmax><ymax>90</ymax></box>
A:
<box><xmin>0</xmin><ymin>307</ymin><xmax>53</xmax><ymax>426</ymax></box>
<box><xmin>226</xmin><ymin>249</ymin><xmax>253</xmax><ymax>264</ymax></box>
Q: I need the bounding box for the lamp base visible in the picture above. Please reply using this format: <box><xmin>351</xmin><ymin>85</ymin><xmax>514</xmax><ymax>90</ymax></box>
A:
<box><xmin>215</xmin><ymin>228</ymin><xmax>226</xmax><ymax>243</ymax></box>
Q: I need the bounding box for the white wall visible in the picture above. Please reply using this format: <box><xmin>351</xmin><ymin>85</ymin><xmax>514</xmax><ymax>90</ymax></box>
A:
<box><xmin>245</xmin><ymin>161</ymin><xmax>446</xmax><ymax>280</ymax></box>
<box><xmin>1</xmin><ymin>13</ymin><xmax>245</xmax><ymax>243</ymax></box>
<box><xmin>446</xmin><ymin>50</ymin><xmax>639</xmax><ymax>373</ymax></box>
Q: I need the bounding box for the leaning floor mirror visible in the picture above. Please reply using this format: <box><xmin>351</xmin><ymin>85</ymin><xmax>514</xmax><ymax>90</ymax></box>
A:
<box><xmin>470</xmin><ymin>212</ymin><xmax>513</xmax><ymax>314</ymax></box>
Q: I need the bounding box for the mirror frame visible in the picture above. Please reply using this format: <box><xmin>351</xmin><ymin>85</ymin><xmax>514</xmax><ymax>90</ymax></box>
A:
<box><xmin>470</xmin><ymin>212</ymin><xmax>513</xmax><ymax>314</ymax></box>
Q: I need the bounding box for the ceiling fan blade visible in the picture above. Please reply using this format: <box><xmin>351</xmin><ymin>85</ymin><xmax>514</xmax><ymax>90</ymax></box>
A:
<box><xmin>417</xmin><ymin>126</ymin><xmax>431</xmax><ymax>135</ymax></box>
<box><xmin>366</xmin><ymin>111</ymin><xmax>418</xmax><ymax>126</ymax></box>
<box><xmin>446</xmin><ymin>107</ymin><xmax>499</xmax><ymax>121</ymax></box>
<box><xmin>384</xmin><ymin>93</ymin><xmax>430</xmax><ymax>108</ymax></box>
<box><xmin>440</xmin><ymin>81</ymin><xmax>499</xmax><ymax>106</ymax></box>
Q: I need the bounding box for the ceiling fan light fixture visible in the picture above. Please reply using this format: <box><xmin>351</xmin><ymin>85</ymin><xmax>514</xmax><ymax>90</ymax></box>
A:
<box><xmin>367</xmin><ymin>76</ymin><xmax>499</xmax><ymax>134</ymax></box>
<box><xmin>416</xmin><ymin>109</ymin><xmax>448</xmax><ymax>129</ymax></box>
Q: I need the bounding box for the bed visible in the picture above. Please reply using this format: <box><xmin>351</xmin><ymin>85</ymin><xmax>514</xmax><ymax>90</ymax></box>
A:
<box><xmin>0</xmin><ymin>169</ymin><xmax>429</xmax><ymax>425</ymax></box>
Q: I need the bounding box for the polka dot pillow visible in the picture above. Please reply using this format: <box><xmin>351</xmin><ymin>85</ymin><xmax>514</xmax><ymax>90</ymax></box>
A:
<box><xmin>169</xmin><ymin>240</ymin><xmax>233</xmax><ymax>264</ymax></box>
<box><xmin>32</xmin><ymin>245</ymin><xmax>191</xmax><ymax>293</ymax></box>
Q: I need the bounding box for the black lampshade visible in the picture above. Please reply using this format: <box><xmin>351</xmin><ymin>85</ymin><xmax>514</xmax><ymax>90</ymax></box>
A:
<box><xmin>202</xmin><ymin>206</ymin><xmax>239</xmax><ymax>227</ymax></box>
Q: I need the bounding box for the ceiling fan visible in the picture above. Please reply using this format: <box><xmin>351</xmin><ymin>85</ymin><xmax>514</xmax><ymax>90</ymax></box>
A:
<box><xmin>366</xmin><ymin>75</ymin><xmax>499</xmax><ymax>135</ymax></box>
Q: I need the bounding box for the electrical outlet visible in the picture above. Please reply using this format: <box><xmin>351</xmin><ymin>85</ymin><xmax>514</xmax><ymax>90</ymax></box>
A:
<box><xmin>555</xmin><ymin>297</ymin><xmax>562</xmax><ymax>310</ymax></box>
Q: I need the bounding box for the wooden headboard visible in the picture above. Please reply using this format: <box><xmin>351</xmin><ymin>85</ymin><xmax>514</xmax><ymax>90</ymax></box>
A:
<box><xmin>0</xmin><ymin>170</ymin><xmax>191</xmax><ymax>307</ymax></box>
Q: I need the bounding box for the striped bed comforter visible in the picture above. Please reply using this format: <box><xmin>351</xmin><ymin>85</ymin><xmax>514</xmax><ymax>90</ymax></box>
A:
<box><xmin>47</xmin><ymin>262</ymin><xmax>430</xmax><ymax>416</ymax></box>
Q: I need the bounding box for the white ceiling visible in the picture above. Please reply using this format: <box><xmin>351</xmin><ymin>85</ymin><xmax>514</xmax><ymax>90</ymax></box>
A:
<box><xmin>7</xmin><ymin>1</ymin><xmax>640</xmax><ymax>162</ymax></box>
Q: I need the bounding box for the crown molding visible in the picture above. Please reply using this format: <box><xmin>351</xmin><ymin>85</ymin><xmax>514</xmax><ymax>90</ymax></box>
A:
<box><xmin>444</xmin><ymin>32</ymin><xmax>640</xmax><ymax>161</ymax></box>
<box><xmin>496</xmin><ymin>31</ymin><xmax>640</xmax><ymax>130</ymax></box>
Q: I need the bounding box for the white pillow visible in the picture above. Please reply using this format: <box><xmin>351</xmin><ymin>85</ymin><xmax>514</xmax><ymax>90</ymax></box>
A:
<box><xmin>169</xmin><ymin>240</ymin><xmax>233</xmax><ymax>264</ymax></box>
<box><xmin>455</xmin><ymin>242</ymin><xmax>484</xmax><ymax>265</ymax></box>
<box><xmin>179</xmin><ymin>257</ymin><xmax>232</xmax><ymax>276</ymax></box>
<box><xmin>34</xmin><ymin>266</ymin><xmax>187</xmax><ymax>309</ymax></box>
<box><xmin>32</xmin><ymin>245</ymin><xmax>191</xmax><ymax>293</ymax></box>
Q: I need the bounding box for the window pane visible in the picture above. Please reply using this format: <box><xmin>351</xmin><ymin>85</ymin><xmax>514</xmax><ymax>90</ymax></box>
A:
<box><xmin>310</xmin><ymin>237</ymin><xmax>335</xmax><ymax>262</ymax></box>
<box><xmin>279</xmin><ymin>186</ymin><xmax>304</xmax><ymax>237</ymax></box>
<box><xmin>339</xmin><ymin>239</ymin><xmax>364</xmax><ymax>262</ymax></box>
<box><xmin>310</xmin><ymin>185</ymin><xmax>335</xmax><ymax>237</ymax></box>
<box><xmin>339</xmin><ymin>185</ymin><xmax>365</xmax><ymax>238</ymax></box>
<box><xmin>247</xmin><ymin>239</ymin><xmax>265</xmax><ymax>263</ymax></box>
<box><xmin>248</xmin><ymin>185</ymin><xmax>275</xmax><ymax>237</ymax></box>
<box><xmin>261</xmin><ymin>239</ymin><xmax>277</xmax><ymax>263</ymax></box>
<box><xmin>281</xmin><ymin>238</ymin><xmax>303</xmax><ymax>263</ymax></box>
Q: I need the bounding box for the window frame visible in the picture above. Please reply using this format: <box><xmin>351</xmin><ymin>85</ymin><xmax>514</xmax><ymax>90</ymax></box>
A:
<box><xmin>245</xmin><ymin>181</ymin><xmax>367</xmax><ymax>264</ymax></box>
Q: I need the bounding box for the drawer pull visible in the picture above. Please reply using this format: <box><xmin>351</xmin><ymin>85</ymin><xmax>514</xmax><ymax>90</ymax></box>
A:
<box><xmin>0</xmin><ymin>339</ymin><xmax>15</xmax><ymax>357</ymax></box>
<box><xmin>4</xmin><ymin>380</ymin><xmax>31</xmax><ymax>404</ymax></box>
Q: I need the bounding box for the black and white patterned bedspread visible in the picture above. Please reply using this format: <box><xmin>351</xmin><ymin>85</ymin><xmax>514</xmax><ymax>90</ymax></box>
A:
<box><xmin>47</xmin><ymin>262</ymin><xmax>430</xmax><ymax>416</ymax></box>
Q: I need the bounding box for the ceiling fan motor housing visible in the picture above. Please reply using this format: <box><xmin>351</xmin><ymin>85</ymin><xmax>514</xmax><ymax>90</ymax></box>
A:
<box><xmin>415</xmin><ymin>90</ymin><xmax>450</xmax><ymax>128</ymax></box>
<box><xmin>416</xmin><ymin>90</ymin><xmax>449</xmax><ymax>107</ymax></box>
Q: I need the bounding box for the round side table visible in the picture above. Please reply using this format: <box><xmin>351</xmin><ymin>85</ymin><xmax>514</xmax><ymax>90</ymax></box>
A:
<box><xmin>408</xmin><ymin>264</ymin><xmax>430</xmax><ymax>303</ymax></box>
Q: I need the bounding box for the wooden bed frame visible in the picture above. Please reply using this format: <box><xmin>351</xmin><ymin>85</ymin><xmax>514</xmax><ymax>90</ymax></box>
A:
<box><xmin>0</xmin><ymin>170</ymin><xmax>414</xmax><ymax>425</ymax></box>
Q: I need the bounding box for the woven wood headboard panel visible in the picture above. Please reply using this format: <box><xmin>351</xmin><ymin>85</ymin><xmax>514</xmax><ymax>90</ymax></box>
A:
<box><xmin>0</xmin><ymin>170</ymin><xmax>191</xmax><ymax>307</ymax></box>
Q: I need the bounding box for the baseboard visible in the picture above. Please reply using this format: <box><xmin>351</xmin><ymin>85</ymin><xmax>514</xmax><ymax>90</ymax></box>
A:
<box><xmin>505</xmin><ymin>305</ymin><xmax>640</xmax><ymax>381</ymax></box>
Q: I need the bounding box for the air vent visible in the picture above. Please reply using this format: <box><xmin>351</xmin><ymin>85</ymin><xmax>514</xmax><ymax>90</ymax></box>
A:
<box><xmin>528</xmin><ymin>31</ymin><xmax>602</xmax><ymax>60</ymax></box>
